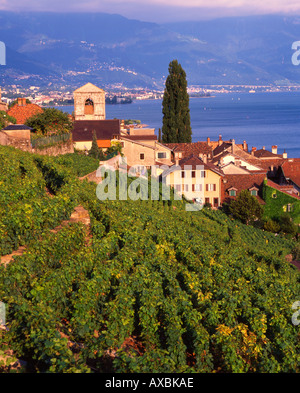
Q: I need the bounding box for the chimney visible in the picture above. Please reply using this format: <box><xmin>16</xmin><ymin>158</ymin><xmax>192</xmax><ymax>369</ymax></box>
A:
<box><xmin>262</xmin><ymin>146</ymin><xmax>265</xmax><ymax>150</ymax></box>
<box><xmin>218</xmin><ymin>134</ymin><xmax>222</xmax><ymax>146</ymax></box>
<box><xmin>207</xmin><ymin>137</ymin><xmax>211</xmax><ymax>145</ymax></box>
<box><xmin>203</xmin><ymin>154</ymin><xmax>207</xmax><ymax>164</ymax></box>
<box><xmin>17</xmin><ymin>97</ymin><xmax>26</xmax><ymax>107</ymax></box>
<box><xmin>231</xmin><ymin>139</ymin><xmax>235</xmax><ymax>153</ymax></box>
<box><xmin>283</xmin><ymin>150</ymin><xmax>287</xmax><ymax>159</ymax></box>
<box><xmin>251</xmin><ymin>147</ymin><xmax>257</xmax><ymax>156</ymax></box>
<box><xmin>243</xmin><ymin>140</ymin><xmax>247</xmax><ymax>151</ymax></box>
<box><xmin>272</xmin><ymin>145</ymin><xmax>278</xmax><ymax>155</ymax></box>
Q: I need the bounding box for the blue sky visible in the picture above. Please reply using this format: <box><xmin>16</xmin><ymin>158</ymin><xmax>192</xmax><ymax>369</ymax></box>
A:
<box><xmin>0</xmin><ymin>0</ymin><xmax>300</xmax><ymax>22</ymax></box>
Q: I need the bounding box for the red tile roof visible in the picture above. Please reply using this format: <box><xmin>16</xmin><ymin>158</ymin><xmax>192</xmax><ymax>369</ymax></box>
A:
<box><xmin>255</xmin><ymin>158</ymin><xmax>286</xmax><ymax>171</ymax></box>
<box><xmin>179</xmin><ymin>154</ymin><xmax>224</xmax><ymax>176</ymax></box>
<box><xmin>222</xmin><ymin>173</ymin><xmax>267</xmax><ymax>204</ymax></box>
<box><xmin>266</xmin><ymin>179</ymin><xmax>300</xmax><ymax>200</ymax></box>
<box><xmin>7</xmin><ymin>103</ymin><xmax>43</xmax><ymax>124</ymax></box>
<box><xmin>163</xmin><ymin>142</ymin><xmax>213</xmax><ymax>158</ymax></box>
<box><xmin>280</xmin><ymin>159</ymin><xmax>300</xmax><ymax>188</ymax></box>
<box><xmin>254</xmin><ymin>149</ymin><xmax>282</xmax><ymax>159</ymax></box>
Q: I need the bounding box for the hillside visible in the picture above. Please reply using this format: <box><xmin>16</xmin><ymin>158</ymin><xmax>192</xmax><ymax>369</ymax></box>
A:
<box><xmin>1</xmin><ymin>12</ymin><xmax>300</xmax><ymax>88</ymax></box>
<box><xmin>0</xmin><ymin>146</ymin><xmax>299</xmax><ymax>373</ymax></box>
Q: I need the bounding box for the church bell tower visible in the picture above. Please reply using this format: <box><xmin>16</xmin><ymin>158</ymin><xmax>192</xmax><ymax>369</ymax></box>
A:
<box><xmin>73</xmin><ymin>83</ymin><xmax>106</xmax><ymax>121</ymax></box>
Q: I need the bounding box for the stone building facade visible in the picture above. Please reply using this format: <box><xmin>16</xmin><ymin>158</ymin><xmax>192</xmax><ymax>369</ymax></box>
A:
<box><xmin>73</xmin><ymin>83</ymin><xmax>106</xmax><ymax>121</ymax></box>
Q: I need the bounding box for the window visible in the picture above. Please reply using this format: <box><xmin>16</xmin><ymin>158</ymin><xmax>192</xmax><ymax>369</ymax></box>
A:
<box><xmin>175</xmin><ymin>184</ymin><xmax>181</xmax><ymax>192</ymax></box>
<box><xmin>181</xmin><ymin>171</ymin><xmax>185</xmax><ymax>178</ymax></box>
<box><xmin>201</xmin><ymin>171</ymin><xmax>206</xmax><ymax>178</ymax></box>
<box><xmin>193</xmin><ymin>184</ymin><xmax>202</xmax><ymax>192</ymax></box>
<box><xmin>191</xmin><ymin>171</ymin><xmax>196</xmax><ymax>178</ymax></box>
<box><xmin>287</xmin><ymin>204</ymin><xmax>293</xmax><ymax>212</ymax></box>
<box><xmin>250</xmin><ymin>190</ymin><xmax>258</xmax><ymax>196</ymax></box>
<box><xmin>140</xmin><ymin>153</ymin><xmax>145</xmax><ymax>160</ymax></box>
<box><xmin>157</xmin><ymin>152</ymin><xmax>166</xmax><ymax>159</ymax></box>
<box><xmin>185</xmin><ymin>184</ymin><xmax>189</xmax><ymax>192</ymax></box>
<box><xmin>206</xmin><ymin>184</ymin><xmax>217</xmax><ymax>192</ymax></box>
<box><xmin>229</xmin><ymin>189</ymin><xmax>237</xmax><ymax>197</ymax></box>
<box><xmin>272</xmin><ymin>192</ymin><xmax>277</xmax><ymax>199</ymax></box>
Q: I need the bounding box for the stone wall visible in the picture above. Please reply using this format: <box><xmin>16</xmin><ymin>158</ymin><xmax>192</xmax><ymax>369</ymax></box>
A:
<box><xmin>32</xmin><ymin>140</ymin><xmax>74</xmax><ymax>156</ymax></box>
<box><xmin>0</xmin><ymin>131</ymin><xmax>74</xmax><ymax>156</ymax></box>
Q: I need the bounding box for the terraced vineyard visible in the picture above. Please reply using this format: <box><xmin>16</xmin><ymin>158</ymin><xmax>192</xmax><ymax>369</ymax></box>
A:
<box><xmin>0</xmin><ymin>146</ymin><xmax>299</xmax><ymax>373</ymax></box>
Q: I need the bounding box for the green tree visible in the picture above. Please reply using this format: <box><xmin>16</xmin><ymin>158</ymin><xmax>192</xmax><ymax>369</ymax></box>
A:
<box><xmin>229</xmin><ymin>190</ymin><xmax>263</xmax><ymax>225</ymax></box>
<box><xmin>105</xmin><ymin>141</ymin><xmax>123</xmax><ymax>157</ymax></box>
<box><xmin>162</xmin><ymin>59</ymin><xmax>192</xmax><ymax>143</ymax></box>
<box><xmin>0</xmin><ymin>111</ymin><xmax>16</xmax><ymax>130</ymax></box>
<box><xmin>158</xmin><ymin>128</ymin><xmax>162</xmax><ymax>143</ymax></box>
<box><xmin>278</xmin><ymin>214</ymin><xmax>297</xmax><ymax>236</ymax></box>
<box><xmin>263</xmin><ymin>218</ymin><xmax>280</xmax><ymax>233</ymax></box>
<box><xmin>88</xmin><ymin>131</ymin><xmax>105</xmax><ymax>160</ymax></box>
<box><xmin>25</xmin><ymin>108</ymin><xmax>73</xmax><ymax>135</ymax></box>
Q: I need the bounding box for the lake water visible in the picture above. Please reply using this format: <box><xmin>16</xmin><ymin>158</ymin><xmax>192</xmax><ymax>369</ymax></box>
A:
<box><xmin>56</xmin><ymin>92</ymin><xmax>300</xmax><ymax>158</ymax></box>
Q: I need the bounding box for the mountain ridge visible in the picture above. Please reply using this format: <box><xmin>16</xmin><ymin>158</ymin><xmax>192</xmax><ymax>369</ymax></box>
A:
<box><xmin>0</xmin><ymin>12</ymin><xmax>300</xmax><ymax>89</ymax></box>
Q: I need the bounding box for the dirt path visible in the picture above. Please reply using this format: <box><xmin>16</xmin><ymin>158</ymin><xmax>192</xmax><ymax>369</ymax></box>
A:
<box><xmin>79</xmin><ymin>169</ymin><xmax>105</xmax><ymax>184</ymax></box>
<box><xmin>0</xmin><ymin>205</ymin><xmax>91</xmax><ymax>266</ymax></box>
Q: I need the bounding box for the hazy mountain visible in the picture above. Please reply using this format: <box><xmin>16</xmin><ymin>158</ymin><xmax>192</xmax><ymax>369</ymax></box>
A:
<box><xmin>0</xmin><ymin>11</ymin><xmax>299</xmax><ymax>88</ymax></box>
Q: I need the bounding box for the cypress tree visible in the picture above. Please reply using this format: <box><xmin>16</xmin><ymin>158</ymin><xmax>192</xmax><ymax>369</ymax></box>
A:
<box><xmin>158</xmin><ymin>128</ymin><xmax>162</xmax><ymax>143</ymax></box>
<box><xmin>162</xmin><ymin>60</ymin><xmax>192</xmax><ymax>143</ymax></box>
<box><xmin>88</xmin><ymin>130</ymin><xmax>105</xmax><ymax>160</ymax></box>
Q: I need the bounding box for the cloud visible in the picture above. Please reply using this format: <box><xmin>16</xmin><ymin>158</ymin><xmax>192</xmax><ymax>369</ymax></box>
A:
<box><xmin>0</xmin><ymin>0</ymin><xmax>300</xmax><ymax>22</ymax></box>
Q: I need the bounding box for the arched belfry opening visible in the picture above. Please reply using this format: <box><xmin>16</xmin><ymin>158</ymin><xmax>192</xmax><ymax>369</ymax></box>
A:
<box><xmin>84</xmin><ymin>98</ymin><xmax>94</xmax><ymax>115</ymax></box>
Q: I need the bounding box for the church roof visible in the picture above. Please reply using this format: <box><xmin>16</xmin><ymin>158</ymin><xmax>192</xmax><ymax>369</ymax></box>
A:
<box><xmin>72</xmin><ymin>120</ymin><xmax>120</xmax><ymax>141</ymax></box>
<box><xmin>73</xmin><ymin>83</ymin><xmax>105</xmax><ymax>94</ymax></box>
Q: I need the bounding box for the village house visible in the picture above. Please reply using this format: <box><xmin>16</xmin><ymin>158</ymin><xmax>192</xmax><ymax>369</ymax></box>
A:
<box><xmin>113</xmin><ymin>126</ymin><xmax>173</xmax><ymax>168</ymax></box>
<box><xmin>163</xmin><ymin>141</ymin><xmax>213</xmax><ymax>161</ymax></box>
<box><xmin>6</xmin><ymin>98</ymin><xmax>43</xmax><ymax>124</ymax></box>
<box><xmin>1</xmin><ymin>124</ymin><xmax>33</xmax><ymax>140</ymax></box>
<box><xmin>163</xmin><ymin>154</ymin><xmax>224</xmax><ymax>207</ymax></box>
<box><xmin>222</xmin><ymin>172</ymin><xmax>267</xmax><ymax>205</ymax></box>
<box><xmin>211</xmin><ymin>138</ymin><xmax>266</xmax><ymax>172</ymax></box>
